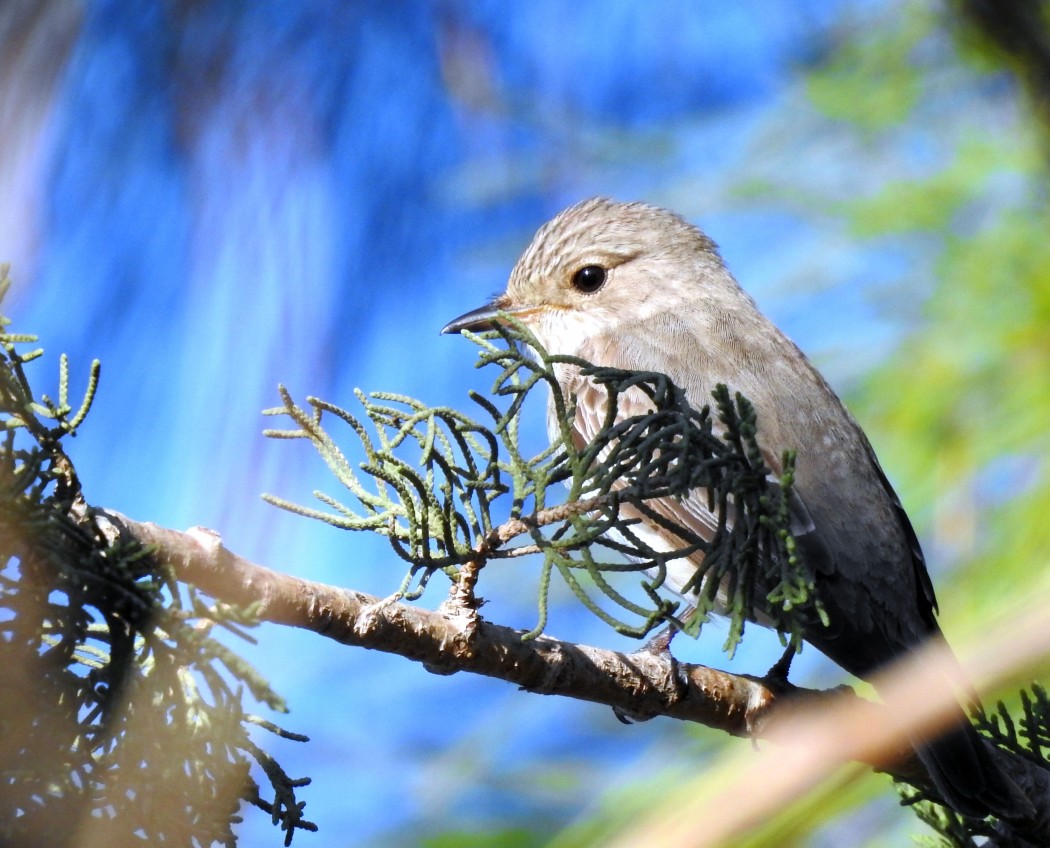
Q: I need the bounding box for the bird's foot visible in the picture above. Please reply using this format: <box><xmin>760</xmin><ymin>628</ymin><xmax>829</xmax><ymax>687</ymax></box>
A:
<box><xmin>744</xmin><ymin>644</ymin><xmax>802</xmax><ymax>745</ymax></box>
<box><xmin>639</xmin><ymin>602</ymin><xmax>700</xmax><ymax>657</ymax></box>
<box><xmin>764</xmin><ymin>643</ymin><xmax>798</xmax><ymax>687</ymax></box>
<box><xmin>639</xmin><ymin>621</ymin><xmax>678</xmax><ymax>657</ymax></box>
<box><xmin>613</xmin><ymin>619</ymin><xmax>693</xmax><ymax>725</ymax></box>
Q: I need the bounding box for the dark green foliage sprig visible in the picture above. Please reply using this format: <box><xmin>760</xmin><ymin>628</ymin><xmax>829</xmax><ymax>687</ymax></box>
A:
<box><xmin>266</xmin><ymin>316</ymin><xmax>822</xmax><ymax>654</ymax></box>
<box><xmin>978</xmin><ymin>684</ymin><xmax>1050</xmax><ymax>768</ymax></box>
<box><xmin>0</xmin><ymin>267</ymin><xmax>313</xmax><ymax>847</ymax></box>
<box><xmin>898</xmin><ymin>685</ymin><xmax>1050</xmax><ymax>847</ymax></box>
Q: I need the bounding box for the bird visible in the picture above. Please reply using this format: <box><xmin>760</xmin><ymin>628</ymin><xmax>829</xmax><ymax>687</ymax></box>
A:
<box><xmin>441</xmin><ymin>197</ymin><xmax>1029</xmax><ymax>819</ymax></box>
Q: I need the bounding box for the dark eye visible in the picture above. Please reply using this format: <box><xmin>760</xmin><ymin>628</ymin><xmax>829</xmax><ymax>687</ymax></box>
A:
<box><xmin>571</xmin><ymin>264</ymin><xmax>607</xmax><ymax>293</ymax></box>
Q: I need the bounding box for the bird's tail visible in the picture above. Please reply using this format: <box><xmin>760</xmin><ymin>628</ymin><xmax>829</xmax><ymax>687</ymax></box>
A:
<box><xmin>913</xmin><ymin>715</ymin><xmax>1032</xmax><ymax>820</ymax></box>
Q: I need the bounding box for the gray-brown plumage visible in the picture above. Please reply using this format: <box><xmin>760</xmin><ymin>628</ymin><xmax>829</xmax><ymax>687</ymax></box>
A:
<box><xmin>443</xmin><ymin>197</ymin><xmax>1026</xmax><ymax>818</ymax></box>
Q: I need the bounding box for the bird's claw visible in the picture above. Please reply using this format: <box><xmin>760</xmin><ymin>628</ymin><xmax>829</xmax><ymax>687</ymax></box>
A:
<box><xmin>639</xmin><ymin>622</ymin><xmax>678</xmax><ymax>657</ymax></box>
<box><xmin>764</xmin><ymin>643</ymin><xmax>797</xmax><ymax>686</ymax></box>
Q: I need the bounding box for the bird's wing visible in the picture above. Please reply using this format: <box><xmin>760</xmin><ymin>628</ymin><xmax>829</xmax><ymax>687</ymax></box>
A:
<box><xmin>861</xmin><ymin>438</ymin><xmax>939</xmax><ymax>625</ymax></box>
<box><xmin>566</xmin><ymin>375</ymin><xmax>720</xmax><ymax>540</ymax></box>
<box><xmin>563</xmin><ymin>374</ymin><xmax>835</xmax><ymax>600</ymax></box>
<box><xmin>563</xmin><ymin>375</ymin><xmax>716</xmax><ymax>600</ymax></box>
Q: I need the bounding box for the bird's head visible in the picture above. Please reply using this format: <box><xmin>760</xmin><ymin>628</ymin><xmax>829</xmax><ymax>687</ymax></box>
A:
<box><xmin>442</xmin><ymin>197</ymin><xmax>729</xmax><ymax>354</ymax></box>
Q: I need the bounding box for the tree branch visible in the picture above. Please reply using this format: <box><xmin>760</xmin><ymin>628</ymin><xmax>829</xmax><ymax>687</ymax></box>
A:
<box><xmin>89</xmin><ymin>508</ymin><xmax>1050</xmax><ymax>844</ymax></box>
<box><xmin>93</xmin><ymin>508</ymin><xmax>779</xmax><ymax>736</ymax></box>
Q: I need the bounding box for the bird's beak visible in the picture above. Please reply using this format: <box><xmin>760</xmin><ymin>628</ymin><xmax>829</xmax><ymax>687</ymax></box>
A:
<box><xmin>441</xmin><ymin>302</ymin><xmax>503</xmax><ymax>335</ymax></box>
<box><xmin>441</xmin><ymin>299</ymin><xmax>542</xmax><ymax>335</ymax></box>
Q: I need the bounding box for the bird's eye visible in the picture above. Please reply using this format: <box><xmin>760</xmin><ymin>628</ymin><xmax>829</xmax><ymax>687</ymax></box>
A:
<box><xmin>571</xmin><ymin>264</ymin><xmax>607</xmax><ymax>293</ymax></box>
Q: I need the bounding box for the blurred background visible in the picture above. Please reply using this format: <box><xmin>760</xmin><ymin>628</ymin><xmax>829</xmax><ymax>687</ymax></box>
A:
<box><xmin>2</xmin><ymin>0</ymin><xmax>1048</xmax><ymax>845</ymax></box>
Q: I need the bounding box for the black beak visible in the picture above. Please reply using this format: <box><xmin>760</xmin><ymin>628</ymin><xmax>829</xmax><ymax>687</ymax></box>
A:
<box><xmin>440</xmin><ymin>302</ymin><xmax>504</xmax><ymax>335</ymax></box>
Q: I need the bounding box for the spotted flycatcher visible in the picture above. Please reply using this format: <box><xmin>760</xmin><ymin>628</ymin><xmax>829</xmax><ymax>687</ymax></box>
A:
<box><xmin>443</xmin><ymin>197</ymin><xmax>1025</xmax><ymax>818</ymax></box>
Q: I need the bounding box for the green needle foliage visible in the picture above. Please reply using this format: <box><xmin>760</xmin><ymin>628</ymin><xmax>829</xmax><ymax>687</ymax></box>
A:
<box><xmin>0</xmin><ymin>268</ymin><xmax>313</xmax><ymax>848</ymax></box>
<box><xmin>265</xmin><ymin>317</ymin><xmax>823</xmax><ymax>655</ymax></box>
<box><xmin>905</xmin><ymin>687</ymin><xmax>1050</xmax><ymax>848</ymax></box>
